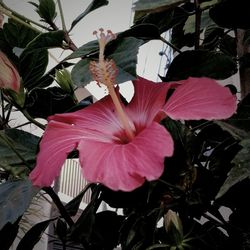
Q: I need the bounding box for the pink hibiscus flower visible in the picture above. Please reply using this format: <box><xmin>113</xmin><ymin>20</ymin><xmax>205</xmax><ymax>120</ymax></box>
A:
<box><xmin>29</xmin><ymin>29</ymin><xmax>237</xmax><ymax>191</ymax></box>
<box><xmin>29</xmin><ymin>76</ymin><xmax>236</xmax><ymax>191</ymax></box>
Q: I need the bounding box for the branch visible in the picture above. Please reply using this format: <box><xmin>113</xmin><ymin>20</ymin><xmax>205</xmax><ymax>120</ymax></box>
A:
<box><xmin>0</xmin><ymin>2</ymin><xmax>48</xmax><ymax>32</ymax></box>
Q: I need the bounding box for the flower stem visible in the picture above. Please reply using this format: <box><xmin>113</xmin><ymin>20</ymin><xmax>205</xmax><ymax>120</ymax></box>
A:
<box><xmin>22</xmin><ymin>109</ymin><xmax>46</xmax><ymax>130</ymax></box>
<box><xmin>107</xmin><ymin>85</ymin><xmax>135</xmax><ymax>141</ymax></box>
<box><xmin>57</xmin><ymin>0</ymin><xmax>66</xmax><ymax>32</ymax></box>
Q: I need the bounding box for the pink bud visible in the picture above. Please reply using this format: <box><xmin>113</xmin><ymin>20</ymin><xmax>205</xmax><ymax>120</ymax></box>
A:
<box><xmin>0</xmin><ymin>51</ymin><xmax>20</xmax><ymax>92</ymax></box>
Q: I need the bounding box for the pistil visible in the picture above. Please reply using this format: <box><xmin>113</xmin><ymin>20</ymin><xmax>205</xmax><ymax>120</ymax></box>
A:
<box><xmin>89</xmin><ymin>29</ymin><xmax>135</xmax><ymax>141</ymax></box>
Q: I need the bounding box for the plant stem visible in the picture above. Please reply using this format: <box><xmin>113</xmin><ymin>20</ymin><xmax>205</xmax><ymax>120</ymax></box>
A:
<box><xmin>22</xmin><ymin>109</ymin><xmax>46</xmax><ymax>130</ymax></box>
<box><xmin>0</xmin><ymin>2</ymin><xmax>46</xmax><ymax>32</ymax></box>
<box><xmin>160</xmin><ymin>36</ymin><xmax>182</xmax><ymax>54</ymax></box>
<box><xmin>194</xmin><ymin>0</ymin><xmax>201</xmax><ymax>50</ymax></box>
<box><xmin>55</xmin><ymin>0</ymin><xmax>77</xmax><ymax>51</ymax></box>
<box><xmin>57</xmin><ymin>0</ymin><xmax>66</xmax><ymax>32</ymax></box>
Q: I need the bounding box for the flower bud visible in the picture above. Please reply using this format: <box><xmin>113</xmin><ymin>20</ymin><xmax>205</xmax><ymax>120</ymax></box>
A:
<box><xmin>54</xmin><ymin>68</ymin><xmax>74</xmax><ymax>94</ymax></box>
<box><xmin>164</xmin><ymin>209</ymin><xmax>183</xmax><ymax>245</ymax></box>
<box><xmin>0</xmin><ymin>51</ymin><xmax>20</xmax><ymax>92</ymax></box>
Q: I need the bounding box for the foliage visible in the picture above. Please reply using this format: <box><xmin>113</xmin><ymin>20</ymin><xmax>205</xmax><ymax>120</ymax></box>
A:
<box><xmin>0</xmin><ymin>0</ymin><xmax>250</xmax><ymax>249</ymax></box>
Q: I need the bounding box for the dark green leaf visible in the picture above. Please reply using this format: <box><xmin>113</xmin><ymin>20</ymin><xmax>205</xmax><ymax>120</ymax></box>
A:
<box><xmin>71</xmin><ymin>37</ymin><xmax>143</xmax><ymax>87</ymax></box>
<box><xmin>164</xmin><ymin>50</ymin><xmax>237</xmax><ymax>81</ymax></box>
<box><xmin>239</xmin><ymin>53</ymin><xmax>250</xmax><ymax>69</ymax></box>
<box><xmin>30</xmin><ymin>61</ymin><xmax>74</xmax><ymax>89</ymax></box>
<box><xmin>202</xmin><ymin>24</ymin><xmax>224</xmax><ymax>50</ymax></box>
<box><xmin>71</xmin><ymin>58</ymin><xmax>92</xmax><ymax>87</ymax></box>
<box><xmin>35</xmin><ymin>0</ymin><xmax>57</xmax><ymax>23</ymax></box>
<box><xmin>14</xmin><ymin>30</ymin><xmax>62</xmax><ymax>88</ymax></box>
<box><xmin>110</xmin><ymin>37</ymin><xmax>143</xmax><ymax>83</ymax></box>
<box><xmin>65</xmin><ymin>183</ymin><xmax>95</xmax><ymax>216</ymax></box>
<box><xmin>25</xmin><ymin>30</ymin><xmax>64</xmax><ymax>51</ymax></box>
<box><xmin>243</xmin><ymin>30</ymin><xmax>250</xmax><ymax>46</ymax></box>
<box><xmin>0</xmin><ymin>129</ymin><xmax>40</xmax><ymax>166</ymax></box>
<box><xmin>65</xmin><ymin>40</ymin><xmax>99</xmax><ymax>60</ymax></box>
<box><xmin>0</xmin><ymin>180</ymin><xmax>38</xmax><ymax>230</ymax></box>
<box><xmin>134</xmin><ymin>7</ymin><xmax>187</xmax><ymax>34</ymax></box>
<box><xmin>170</xmin><ymin>2</ymin><xmax>196</xmax><ymax>49</ymax></box>
<box><xmin>101</xmin><ymin>183</ymin><xmax>149</xmax><ymax>208</ymax></box>
<box><xmin>25</xmin><ymin>87</ymin><xmax>76</xmax><ymax>119</ymax></box>
<box><xmin>219</xmin><ymin>34</ymin><xmax>237</xmax><ymax>57</ymax></box>
<box><xmin>3</xmin><ymin>19</ymin><xmax>39</xmax><ymax>49</ymax></box>
<box><xmin>55</xmin><ymin>218</ymin><xmax>68</xmax><ymax>242</ymax></box>
<box><xmin>183</xmin><ymin>9</ymin><xmax>215</xmax><ymax>34</ymax></box>
<box><xmin>216</xmin><ymin>137</ymin><xmax>250</xmax><ymax>199</ymax></box>
<box><xmin>91</xmin><ymin>211</ymin><xmax>125</xmax><ymax>249</ymax></box>
<box><xmin>67</xmin><ymin>24</ymin><xmax>156</xmax><ymax>61</ymax></box>
<box><xmin>145</xmin><ymin>244</ymin><xmax>170</xmax><ymax>250</ymax></box>
<box><xmin>133</xmin><ymin>0</ymin><xmax>188</xmax><ymax>12</ymax></box>
<box><xmin>226</xmin><ymin>94</ymin><xmax>250</xmax><ymax>133</ymax></box>
<box><xmin>70</xmin><ymin>0</ymin><xmax>109</xmax><ymax>31</ymax></box>
<box><xmin>0</xmin><ymin>218</ymin><xmax>21</xmax><ymax>250</ymax></box>
<box><xmin>117</xmin><ymin>24</ymin><xmax>161</xmax><ymax>40</ymax></box>
<box><xmin>209</xmin><ymin>0</ymin><xmax>250</xmax><ymax>29</ymax></box>
<box><xmin>16</xmin><ymin>218</ymin><xmax>56</xmax><ymax>250</ymax></box>
<box><xmin>69</xmin><ymin>186</ymin><xmax>102</xmax><ymax>243</ymax></box>
<box><xmin>19</xmin><ymin>48</ymin><xmax>48</xmax><ymax>89</ymax></box>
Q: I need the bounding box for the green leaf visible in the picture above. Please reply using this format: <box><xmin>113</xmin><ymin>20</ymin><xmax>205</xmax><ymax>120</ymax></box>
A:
<box><xmin>71</xmin><ymin>37</ymin><xmax>143</xmax><ymax>87</ymax></box>
<box><xmin>55</xmin><ymin>218</ymin><xmax>68</xmax><ymax>243</ymax></box>
<box><xmin>3</xmin><ymin>19</ymin><xmax>39</xmax><ymax>49</ymax></box>
<box><xmin>70</xmin><ymin>0</ymin><xmax>109</xmax><ymax>31</ymax></box>
<box><xmin>216</xmin><ymin>137</ymin><xmax>250</xmax><ymax>199</ymax></box>
<box><xmin>145</xmin><ymin>244</ymin><xmax>170</xmax><ymax>250</ymax></box>
<box><xmin>16</xmin><ymin>218</ymin><xmax>56</xmax><ymax>250</ymax></box>
<box><xmin>18</xmin><ymin>30</ymin><xmax>65</xmax><ymax>89</ymax></box>
<box><xmin>117</xmin><ymin>24</ymin><xmax>161</xmax><ymax>40</ymax></box>
<box><xmin>226</xmin><ymin>94</ymin><xmax>250</xmax><ymax>133</ymax></box>
<box><xmin>133</xmin><ymin>0</ymin><xmax>188</xmax><ymax>12</ymax></box>
<box><xmin>183</xmin><ymin>10</ymin><xmax>215</xmax><ymax>34</ymax></box>
<box><xmin>30</xmin><ymin>61</ymin><xmax>74</xmax><ymax>89</ymax></box>
<box><xmin>164</xmin><ymin>50</ymin><xmax>237</xmax><ymax>81</ymax></box>
<box><xmin>33</xmin><ymin>0</ymin><xmax>57</xmax><ymax>23</ymax></box>
<box><xmin>134</xmin><ymin>7</ymin><xmax>187</xmax><ymax>34</ymax></box>
<box><xmin>69</xmin><ymin>186</ymin><xmax>102</xmax><ymax>243</ymax></box>
<box><xmin>67</xmin><ymin>24</ymin><xmax>156</xmax><ymax>61</ymax></box>
<box><xmin>25</xmin><ymin>87</ymin><xmax>76</xmax><ymax>119</ymax></box>
<box><xmin>0</xmin><ymin>218</ymin><xmax>21</xmax><ymax>250</ymax></box>
<box><xmin>0</xmin><ymin>129</ymin><xmax>40</xmax><ymax>167</ymax></box>
<box><xmin>19</xmin><ymin>48</ymin><xmax>48</xmax><ymax>89</ymax></box>
<box><xmin>110</xmin><ymin>37</ymin><xmax>144</xmax><ymax>82</ymax></box>
<box><xmin>65</xmin><ymin>183</ymin><xmax>94</xmax><ymax>216</ymax></box>
<box><xmin>226</xmin><ymin>94</ymin><xmax>250</xmax><ymax>135</ymax></box>
<box><xmin>202</xmin><ymin>24</ymin><xmax>223</xmax><ymax>49</ymax></box>
<box><xmin>65</xmin><ymin>40</ymin><xmax>99</xmax><ymax>61</ymax></box>
<box><xmin>209</xmin><ymin>0</ymin><xmax>250</xmax><ymax>29</ymax></box>
<box><xmin>0</xmin><ymin>180</ymin><xmax>38</xmax><ymax>230</ymax></box>
<box><xmin>25</xmin><ymin>30</ymin><xmax>64</xmax><ymax>51</ymax></box>
<box><xmin>243</xmin><ymin>30</ymin><xmax>250</xmax><ymax>46</ymax></box>
<box><xmin>91</xmin><ymin>211</ymin><xmax>125</xmax><ymax>249</ymax></box>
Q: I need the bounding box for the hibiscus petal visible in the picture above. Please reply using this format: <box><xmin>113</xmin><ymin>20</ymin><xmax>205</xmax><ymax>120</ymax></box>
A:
<box><xmin>48</xmin><ymin>94</ymin><xmax>123</xmax><ymax>142</ymax></box>
<box><xmin>29</xmin><ymin>121</ymin><xmax>84</xmax><ymax>187</ymax></box>
<box><xmin>78</xmin><ymin>122</ymin><xmax>174</xmax><ymax>191</ymax></box>
<box><xmin>127</xmin><ymin>77</ymin><xmax>171</xmax><ymax>129</ymax></box>
<box><xmin>164</xmin><ymin>77</ymin><xmax>237</xmax><ymax>120</ymax></box>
